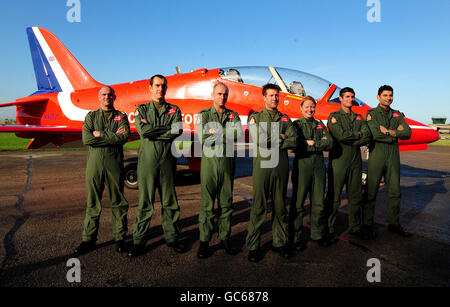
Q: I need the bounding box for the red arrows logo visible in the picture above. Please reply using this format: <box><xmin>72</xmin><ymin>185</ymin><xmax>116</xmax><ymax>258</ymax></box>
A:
<box><xmin>168</xmin><ymin>107</ymin><xmax>176</xmax><ymax>115</ymax></box>
<box><xmin>113</xmin><ymin>115</ymin><xmax>122</xmax><ymax>121</ymax></box>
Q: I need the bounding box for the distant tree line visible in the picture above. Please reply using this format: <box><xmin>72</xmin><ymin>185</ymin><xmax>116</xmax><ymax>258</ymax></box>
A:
<box><xmin>0</xmin><ymin>119</ymin><xmax>17</xmax><ymax>124</ymax></box>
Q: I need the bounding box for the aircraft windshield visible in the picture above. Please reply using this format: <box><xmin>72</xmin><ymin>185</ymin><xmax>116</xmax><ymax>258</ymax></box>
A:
<box><xmin>219</xmin><ymin>66</ymin><xmax>333</xmax><ymax>100</ymax></box>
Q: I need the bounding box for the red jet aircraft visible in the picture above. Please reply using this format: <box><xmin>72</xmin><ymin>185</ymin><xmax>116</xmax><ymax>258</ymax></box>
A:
<box><xmin>0</xmin><ymin>27</ymin><xmax>440</xmax><ymax>175</ymax></box>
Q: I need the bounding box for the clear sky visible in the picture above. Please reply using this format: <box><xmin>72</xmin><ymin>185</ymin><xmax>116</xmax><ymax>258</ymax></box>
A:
<box><xmin>0</xmin><ymin>0</ymin><xmax>449</xmax><ymax>124</ymax></box>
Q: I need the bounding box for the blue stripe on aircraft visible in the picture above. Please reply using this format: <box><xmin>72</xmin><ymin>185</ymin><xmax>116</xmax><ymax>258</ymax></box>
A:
<box><xmin>26</xmin><ymin>27</ymin><xmax>62</xmax><ymax>95</ymax></box>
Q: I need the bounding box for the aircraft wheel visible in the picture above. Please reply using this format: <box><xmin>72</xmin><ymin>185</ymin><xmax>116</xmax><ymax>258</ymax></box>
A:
<box><xmin>124</xmin><ymin>163</ymin><xmax>138</xmax><ymax>189</ymax></box>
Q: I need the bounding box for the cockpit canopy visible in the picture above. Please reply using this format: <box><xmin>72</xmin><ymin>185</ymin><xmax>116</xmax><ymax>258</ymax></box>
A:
<box><xmin>219</xmin><ymin>66</ymin><xmax>366</xmax><ymax>107</ymax></box>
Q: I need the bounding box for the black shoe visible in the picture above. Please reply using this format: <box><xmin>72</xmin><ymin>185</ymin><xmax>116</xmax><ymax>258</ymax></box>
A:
<box><xmin>73</xmin><ymin>240</ymin><xmax>95</xmax><ymax>256</ymax></box>
<box><xmin>293</xmin><ymin>241</ymin><xmax>308</xmax><ymax>251</ymax></box>
<box><xmin>197</xmin><ymin>241</ymin><xmax>212</xmax><ymax>259</ymax></box>
<box><xmin>167</xmin><ymin>240</ymin><xmax>186</xmax><ymax>254</ymax></box>
<box><xmin>388</xmin><ymin>224</ymin><xmax>412</xmax><ymax>237</ymax></box>
<box><xmin>272</xmin><ymin>245</ymin><xmax>294</xmax><ymax>259</ymax></box>
<box><xmin>220</xmin><ymin>239</ymin><xmax>238</xmax><ymax>255</ymax></box>
<box><xmin>327</xmin><ymin>233</ymin><xmax>339</xmax><ymax>245</ymax></box>
<box><xmin>116</xmin><ymin>240</ymin><xmax>126</xmax><ymax>253</ymax></box>
<box><xmin>248</xmin><ymin>249</ymin><xmax>262</xmax><ymax>262</ymax></box>
<box><xmin>128</xmin><ymin>243</ymin><xmax>145</xmax><ymax>258</ymax></box>
<box><xmin>349</xmin><ymin>229</ymin><xmax>370</xmax><ymax>240</ymax></box>
<box><xmin>362</xmin><ymin>225</ymin><xmax>377</xmax><ymax>240</ymax></box>
<box><xmin>313</xmin><ymin>237</ymin><xmax>330</xmax><ymax>248</ymax></box>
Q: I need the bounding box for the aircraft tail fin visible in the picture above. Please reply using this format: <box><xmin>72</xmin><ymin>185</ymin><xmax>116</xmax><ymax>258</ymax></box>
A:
<box><xmin>26</xmin><ymin>27</ymin><xmax>102</xmax><ymax>94</ymax></box>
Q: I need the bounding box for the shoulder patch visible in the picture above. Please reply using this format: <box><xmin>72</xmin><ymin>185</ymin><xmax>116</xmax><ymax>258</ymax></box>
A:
<box><xmin>367</xmin><ymin>114</ymin><xmax>372</xmax><ymax>121</ymax></box>
<box><xmin>134</xmin><ymin>108</ymin><xmax>140</xmax><ymax>117</ymax></box>
<box><xmin>331</xmin><ymin>116</ymin><xmax>337</xmax><ymax>124</ymax></box>
<box><xmin>249</xmin><ymin>117</ymin><xmax>256</xmax><ymax>125</ymax></box>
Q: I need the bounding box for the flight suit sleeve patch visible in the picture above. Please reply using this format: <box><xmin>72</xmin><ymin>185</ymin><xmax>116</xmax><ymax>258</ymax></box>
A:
<box><xmin>168</xmin><ymin>107</ymin><xmax>176</xmax><ymax>115</ymax></box>
<box><xmin>330</xmin><ymin>117</ymin><xmax>337</xmax><ymax>124</ymax></box>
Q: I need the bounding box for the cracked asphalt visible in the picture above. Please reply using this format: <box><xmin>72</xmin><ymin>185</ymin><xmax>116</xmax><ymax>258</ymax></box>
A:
<box><xmin>0</xmin><ymin>147</ymin><xmax>449</xmax><ymax>287</ymax></box>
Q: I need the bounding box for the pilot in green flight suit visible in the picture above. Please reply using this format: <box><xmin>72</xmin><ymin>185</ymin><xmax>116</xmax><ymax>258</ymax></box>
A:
<box><xmin>128</xmin><ymin>75</ymin><xmax>184</xmax><ymax>257</ymax></box>
<box><xmin>289</xmin><ymin>96</ymin><xmax>333</xmax><ymax>250</ymax></box>
<box><xmin>246</xmin><ymin>84</ymin><xmax>297</xmax><ymax>262</ymax></box>
<box><xmin>326</xmin><ymin>87</ymin><xmax>371</xmax><ymax>243</ymax></box>
<box><xmin>196</xmin><ymin>83</ymin><xmax>242</xmax><ymax>258</ymax></box>
<box><xmin>364</xmin><ymin>85</ymin><xmax>412</xmax><ymax>238</ymax></box>
<box><xmin>74</xmin><ymin>86</ymin><xmax>130</xmax><ymax>256</ymax></box>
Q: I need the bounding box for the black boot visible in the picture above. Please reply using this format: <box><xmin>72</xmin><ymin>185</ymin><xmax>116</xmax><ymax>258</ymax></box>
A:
<box><xmin>197</xmin><ymin>241</ymin><xmax>212</xmax><ymax>259</ymax></box>
<box><xmin>73</xmin><ymin>240</ymin><xmax>95</xmax><ymax>256</ymax></box>
<box><xmin>220</xmin><ymin>239</ymin><xmax>238</xmax><ymax>255</ymax></box>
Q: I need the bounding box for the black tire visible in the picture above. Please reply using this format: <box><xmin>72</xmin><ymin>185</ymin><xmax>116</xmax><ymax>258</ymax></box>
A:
<box><xmin>124</xmin><ymin>163</ymin><xmax>138</xmax><ymax>189</ymax></box>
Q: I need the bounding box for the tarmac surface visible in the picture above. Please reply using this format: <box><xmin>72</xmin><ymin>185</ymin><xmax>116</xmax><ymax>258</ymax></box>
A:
<box><xmin>0</xmin><ymin>146</ymin><xmax>449</xmax><ymax>288</ymax></box>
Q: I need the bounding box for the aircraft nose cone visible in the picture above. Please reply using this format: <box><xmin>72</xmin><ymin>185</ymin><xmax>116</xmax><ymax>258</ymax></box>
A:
<box><xmin>428</xmin><ymin>128</ymin><xmax>441</xmax><ymax>143</ymax></box>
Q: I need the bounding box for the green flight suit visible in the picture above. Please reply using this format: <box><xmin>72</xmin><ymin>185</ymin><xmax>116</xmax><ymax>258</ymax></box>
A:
<box><xmin>326</xmin><ymin>108</ymin><xmax>371</xmax><ymax>234</ymax></box>
<box><xmin>132</xmin><ymin>100</ymin><xmax>183</xmax><ymax>245</ymax></box>
<box><xmin>82</xmin><ymin>108</ymin><xmax>130</xmax><ymax>242</ymax></box>
<box><xmin>289</xmin><ymin>117</ymin><xmax>333</xmax><ymax>242</ymax></box>
<box><xmin>246</xmin><ymin>108</ymin><xmax>297</xmax><ymax>251</ymax></box>
<box><xmin>365</xmin><ymin>105</ymin><xmax>411</xmax><ymax>226</ymax></box>
<box><xmin>196</xmin><ymin>106</ymin><xmax>242</xmax><ymax>242</ymax></box>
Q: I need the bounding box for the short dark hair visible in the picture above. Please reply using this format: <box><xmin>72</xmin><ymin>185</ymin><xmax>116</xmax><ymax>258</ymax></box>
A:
<box><xmin>150</xmin><ymin>74</ymin><xmax>167</xmax><ymax>86</ymax></box>
<box><xmin>378</xmin><ymin>85</ymin><xmax>393</xmax><ymax>95</ymax></box>
<box><xmin>262</xmin><ymin>83</ymin><xmax>281</xmax><ymax>96</ymax></box>
<box><xmin>340</xmin><ymin>87</ymin><xmax>355</xmax><ymax>97</ymax></box>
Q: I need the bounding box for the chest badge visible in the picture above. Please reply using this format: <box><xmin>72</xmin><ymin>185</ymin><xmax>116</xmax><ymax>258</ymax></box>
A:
<box><xmin>168</xmin><ymin>107</ymin><xmax>176</xmax><ymax>115</ymax></box>
<box><xmin>393</xmin><ymin>112</ymin><xmax>400</xmax><ymax>118</ymax></box>
<box><xmin>280</xmin><ymin>116</ymin><xmax>289</xmax><ymax>122</ymax></box>
<box><xmin>316</xmin><ymin>123</ymin><xmax>324</xmax><ymax>130</ymax></box>
<box><xmin>355</xmin><ymin>115</ymin><xmax>362</xmax><ymax>121</ymax></box>
<box><xmin>228</xmin><ymin>113</ymin><xmax>235</xmax><ymax>120</ymax></box>
<box><xmin>113</xmin><ymin>115</ymin><xmax>122</xmax><ymax>121</ymax></box>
